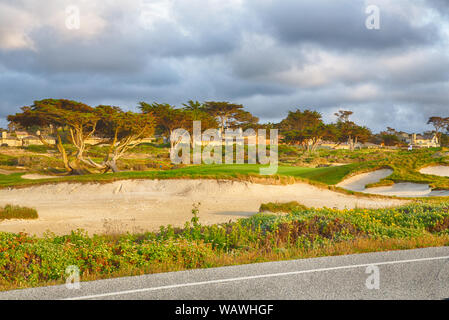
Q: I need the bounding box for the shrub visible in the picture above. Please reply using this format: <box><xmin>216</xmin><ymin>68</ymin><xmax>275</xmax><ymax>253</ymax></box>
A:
<box><xmin>2</xmin><ymin>202</ymin><xmax>449</xmax><ymax>290</ymax></box>
<box><xmin>259</xmin><ymin>201</ymin><xmax>308</xmax><ymax>213</ymax></box>
<box><xmin>0</xmin><ymin>205</ymin><xmax>38</xmax><ymax>220</ymax></box>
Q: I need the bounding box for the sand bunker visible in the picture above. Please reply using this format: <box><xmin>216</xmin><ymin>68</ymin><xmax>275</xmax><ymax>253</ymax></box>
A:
<box><xmin>419</xmin><ymin>165</ymin><xmax>449</xmax><ymax>177</ymax></box>
<box><xmin>338</xmin><ymin>169</ymin><xmax>449</xmax><ymax>197</ymax></box>
<box><xmin>21</xmin><ymin>174</ymin><xmax>58</xmax><ymax>180</ymax></box>
<box><xmin>0</xmin><ymin>179</ymin><xmax>405</xmax><ymax>236</ymax></box>
<box><xmin>337</xmin><ymin>169</ymin><xmax>393</xmax><ymax>192</ymax></box>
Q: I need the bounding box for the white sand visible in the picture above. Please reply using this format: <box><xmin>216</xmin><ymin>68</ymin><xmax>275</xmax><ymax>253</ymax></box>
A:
<box><xmin>365</xmin><ymin>183</ymin><xmax>434</xmax><ymax>197</ymax></box>
<box><xmin>419</xmin><ymin>165</ymin><xmax>449</xmax><ymax>177</ymax></box>
<box><xmin>336</xmin><ymin>169</ymin><xmax>393</xmax><ymax>192</ymax></box>
<box><xmin>337</xmin><ymin>169</ymin><xmax>449</xmax><ymax>197</ymax></box>
<box><xmin>21</xmin><ymin>174</ymin><xmax>58</xmax><ymax>180</ymax></box>
<box><xmin>0</xmin><ymin>179</ymin><xmax>405</xmax><ymax>236</ymax></box>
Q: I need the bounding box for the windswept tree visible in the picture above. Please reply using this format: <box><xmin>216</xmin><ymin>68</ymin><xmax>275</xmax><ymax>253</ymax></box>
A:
<box><xmin>139</xmin><ymin>102</ymin><xmax>191</xmax><ymax>149</ymax></box>
<box><xmin>334</xmin><ymin>110</ymin><xmax>372</xmax><ymax>151</ymax></box>
<box><xmin>139</xmin><ymin>102</ymin><xmax>181</xmax><ymax>138</ymax></box>
<box><xmin>9</xmin><ymin>99</ymin><xmax>156</xmax><ymax>174</ymax></box>
<box><xmin>281</xmin><ymin>109</ymin><xmax>322</xmax><ymax>131</ymax></box>
<box><xmin>334</xmin><ymin>110</ymin><xmax>353</xmax><ymax>123</ymax></box>
<box><xmin>203</xmin><ymin>101</ymin><xmax>259</xmax><ymax>132</ymax></box>
<box><xmin>8</xmin><ymin>99</ymin><xmax>98</xmax><ymax>174</ymax></box>
<box><xmin>8</xmin><ymin>105</ymin><xmax>71</xmax><ymax>170</ymax></box>
<box><xmin>385</xmin><ymin>127</ymin><xmax>398</xmax><ymax>136</ymax></box>
<box><xmin>181</xmin><ymin>100</ymin><xmax>218</xmax><ymax>133</ymax></box>
<box><xmin>427</xmin><ymin>116</ymin><xmax>449</xmax><ymax>144</ymax></box>
<box><xmin>182</xmin><ymin>100</ymin><xmax>205</xmax><ymax>117</ymax></box>
<box><xmin>91</xmin><ymin>105</ymin><xmax>155</xmax><ymax>172</ymax></box>
<box><xmin>377</xmin><ymin>133</ymin><xmax>402</xmax><ymax>146</ymax></box>
<box><xmin>140</xmin><ymin>101</ymin><xmax>218</xmax><ymax>154</ymax></box>
<box><xmin>280</xmin><ymin>109</ymin><xmax>333</xmax><ymax>152</ymax></box>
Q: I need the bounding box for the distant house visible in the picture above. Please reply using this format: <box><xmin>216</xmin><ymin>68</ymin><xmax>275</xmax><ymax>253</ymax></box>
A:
<box><xmin>22</xmin><ymin>135</ymin><xmax>56</xmax><ymax>146</ymax></box>
<box><xmin>319</xmin><ymin>141</ymin><xmax>351</xmax><ymax>150</ymax></box>
<box><xmin>407</xmin><ymin>133</ymin><xmax>440</xmax><ymax>148</ymax></box>
<box><xmin>396</xmin><ymin>132</ymin><xmax>410</xmax><ymax>142</ymax></box>
<box><xmin>84</xmin><ymin>136</ymin><xmax>156</xmax><ymax>145</ymax></box>
<box><xmin>14</xmin><ymin>131</ymin><xmax>29</xmax><ymax>139</ymax></box>
<box><xmin>0</xmin><ymin>132</ymin><xmax>22</xmax><ymax>147</ymax></box>
<box><xmin>393</xmin><ymin>132</ymin><xmax>440</xmax><ymax>148</ymax></box>
<box><xmin>362</xmin><ymin>142</ymin><xmax>379</xmax><ymax>149</ymax></box>
<box><xmin>139</xmin><ymin>137</ymin><xmax>156</xmax><ymax>144</ymax></box>
<box><xmin>84</xmin><ymin>136</ymin><xmax>108</xmax><ymax>145</ymax></box>
<box><xmin>1</xmin><ymin>131</ymin><xmax>56</xmax><ymax>147</ymax></box>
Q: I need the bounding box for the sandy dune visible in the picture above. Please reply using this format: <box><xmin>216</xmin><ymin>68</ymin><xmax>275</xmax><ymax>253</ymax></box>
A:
<box><xmin>0</xmin><ymin>179</ymin><xmax>405</xmax><ymax>236</ymax></box>
<box><xmin>337</xmin><ymin>169</ymin><xmax>449</xmax><ymax>197</ymax></box>
<box><xmin>419</xmin><ymin>165</ymin><xmax>449</xmax><ymax>177</ymax></box>
<box><xmin>336</xmin><ymin>169</ymin><xmax>393</xmax><ymax>192</ymax></box>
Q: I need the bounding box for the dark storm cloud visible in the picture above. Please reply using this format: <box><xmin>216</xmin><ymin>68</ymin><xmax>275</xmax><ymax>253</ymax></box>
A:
<box><xmin>427</xmin><ymin>0</ymin><xmax>449</xmax><ymax>14</ymax></box>
<box><xmin>246</xmin><ymin>0</ymin><xmax>440</xmax><ymax>51</ymax></box>
<box><xmin>0</xmin><ymin>0</ymin><xmax>448</xmax><ymax>133</ymax></box>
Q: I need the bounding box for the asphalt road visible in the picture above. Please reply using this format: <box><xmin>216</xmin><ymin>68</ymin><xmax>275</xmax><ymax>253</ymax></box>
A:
<box><xmin>1</xmin><ymin>247</ymin><xmax>449</xmax><ymax>300</ymax></box>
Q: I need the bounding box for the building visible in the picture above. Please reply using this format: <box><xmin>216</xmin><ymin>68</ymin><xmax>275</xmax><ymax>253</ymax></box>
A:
<box><xmin>0</xmin><ymin>132</ymin><xmax>22</xmax><ymax>147</ymax></box>
<box><xmin>1</xmin><ymin>131</ymin><xmax>56</xmax><ymax>147</ymax></box>
<box><xmin>22</xmin><ymin>135</ymin><xmax>56</xmax><ymax>146</ymax></box>
<box><xmin>84</xmin><ymin>136</ymin><xmax>156</xmax><ymax>145</ymax></box>
<box><xmin>14</xmin><ymin>131</ymin><xmax>29</xmax><ymax>139</ymax></box>
<box><xmin>408</xmin><ymin>133</ymin><xmax>440</xmax><ymax>148</ymax></box>
<box><xmin>393</xmin><ymin>132</ymin><xmax>440</xmax><ymax>148</ymax></box>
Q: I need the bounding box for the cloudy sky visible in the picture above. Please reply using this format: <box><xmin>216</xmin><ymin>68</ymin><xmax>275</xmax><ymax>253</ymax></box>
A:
<box><xmin>0</xmin><ymin>0</ymin><xmax>448</xmax><ymax>133</ymax></box>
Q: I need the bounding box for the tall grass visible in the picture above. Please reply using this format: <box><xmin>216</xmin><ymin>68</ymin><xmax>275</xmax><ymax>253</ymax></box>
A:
<box><xmin>259</xmin><ymin>201</ymin><xmax>308</xmax><ymax>213</ymax></box>
<box><xmin>0</xmin><ymin>205</ymin><xmax>38</xmax><ymax>220</ymax></box>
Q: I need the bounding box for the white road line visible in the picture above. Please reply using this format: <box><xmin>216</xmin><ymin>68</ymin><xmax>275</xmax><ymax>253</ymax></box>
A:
<box><xmin>65</xmin><ymin>255</ymin><xmax>449</xmax><ymax>300</ymax></box>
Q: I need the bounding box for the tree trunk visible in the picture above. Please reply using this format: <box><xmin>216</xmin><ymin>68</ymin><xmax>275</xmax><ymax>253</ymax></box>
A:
<box><xmin>55</xmin><ymin>133</ymin><xmax>71</xmax><ymax>172</ymax></box>
<box><xmin>68</xmin><ymin>158</ymin><xmax>92</xmax><ymax>175</ymax></box>
<box><xmin>348</xmin><ymin>135</ymin><xmax>355</xmax><ymax>151</ymax></box>
<box><xmin>105</xmin><ymin>159</ymin><xmax>120</xmax><ymax>173</ymax></box>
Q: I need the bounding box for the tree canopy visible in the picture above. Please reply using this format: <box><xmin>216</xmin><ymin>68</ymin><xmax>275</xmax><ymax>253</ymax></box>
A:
<box><xmin>203</xmin><ymin>101</ymin><xmax>259</xmax><ymax>132</ymax></box>
<box><xmin>279</xmin><ymin>109</ymin><xmax>334</xmax><ymax>152</ymax></box>
<box><xmin>9</xmin><ymin>99</ymin><xmax>155</xmax><ymax>174</ymax></box>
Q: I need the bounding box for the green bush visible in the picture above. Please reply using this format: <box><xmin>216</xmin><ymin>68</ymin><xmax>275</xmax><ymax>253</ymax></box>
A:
<box><xmin>259</xmin><ymin>201</ymin><xmax>308</xmax><ymax>213</ymax></box>
<box><xmin>0</xmin><ymin>205</ymin><xmax>38</xmax><ymax>220</ymax></box>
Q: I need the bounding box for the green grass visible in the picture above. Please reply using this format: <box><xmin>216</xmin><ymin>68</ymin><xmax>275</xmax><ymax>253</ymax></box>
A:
<box><xmin>0</xmin><ymin>154</ymin><xmax>17</xmax><ymax>166</ymax></box>
<box><xmin>0</xmin><ymin>173</ymin><xmax>29</xmax><ymax>186</ymax></box>
<box><xmin>0</xmin><ymin>164</ymin><xmax>352</xmax><ymax>188</ymax></box>
<box><xmin>259</xmin><ymin>201</ymin><xmax>308</xmax><ymax>213</ymax></box>
<box><xmin>20</xmin><ymin>145</ymin><xmax>52</xmax><ymax>153</ymax></box>
<box><xmin>0</xmin><ymin>147</ymin><xmax>448</xmax><ymax>197</ymax></box>
<box><xmin>0</xmin><ymin>204</ymin><xmax>38</xmax><ymax>220</ymax></box>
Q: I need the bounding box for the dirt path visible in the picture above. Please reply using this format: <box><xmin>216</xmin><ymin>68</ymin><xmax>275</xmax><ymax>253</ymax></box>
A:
<box><xmin>0</xmin><ymin>179</ymin><xmax>406</xmax><ymax>236</ymax></box>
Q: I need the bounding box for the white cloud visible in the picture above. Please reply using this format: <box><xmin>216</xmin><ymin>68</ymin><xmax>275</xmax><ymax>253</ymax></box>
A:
<box><xmin>0</xmin><ymin>3</ymin><xmax>36</xmax><ymax>50</ymax></box>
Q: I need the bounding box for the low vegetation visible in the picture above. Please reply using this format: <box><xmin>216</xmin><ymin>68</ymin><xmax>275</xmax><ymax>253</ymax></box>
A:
<box><xmin>0</xmin><ymin>147</ymin><xmax>448</xmax><ymax>198</ymax></box>
<box><xmin>1</xmin><ymin>202</ymin><xmax>449</xmax><ymax>291</ymax></box>
<box><xmin>0</xmin><ymin>205</ymin><xmax>38</xmax><ymax>220</ymax></box>
<box><xmin>259</xmin><ymin>201</ymin><xmax>308</xmax><ymax>213</ymax></box>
